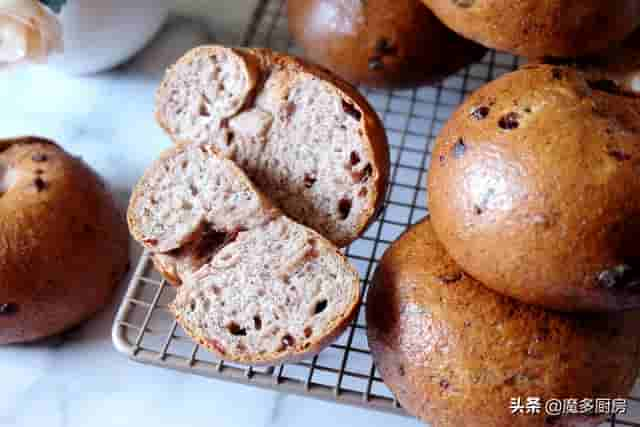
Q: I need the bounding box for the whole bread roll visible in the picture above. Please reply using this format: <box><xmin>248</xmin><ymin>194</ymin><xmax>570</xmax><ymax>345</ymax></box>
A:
<box><xmin>421</xmin><ymin>0</ymin><xmax>640</xmax><ymax>58</ymax></box>
<box><xmin>428</xmin><ymin>64</ymin><xmax>640</xmax><ymax>312</ymax></box>
<box><xmin>287</xmin><ymin>0</ymin><xmax>487</xmax><ymax>89</ymax></box>
<box><xmin>0</xmin><ymin>137</ymin><xmax>129</xmax><ymax>344</ymax></box>
<box><xmin>367</xmin><ymin>218</ymin><xmax>640</xmax><ymax>427</ymax></box>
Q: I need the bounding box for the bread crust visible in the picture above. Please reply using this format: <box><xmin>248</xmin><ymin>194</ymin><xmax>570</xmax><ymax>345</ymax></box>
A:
<box><xmin>155</xmin><ymin>45</ymin><xmax>390</xmax><ymax>248</ymax></box>
<box><xmin>0</xmin><ymin>136</ymin><xmax>129</xmax><ymax>344</ymax></box>
<box><xmin>538</xmin><ymin>29</ymin><xmax>640</xmax><ymax>98</ymax></box>
<box><xmin>422</xmin><ymin>0</ymin><xmax>640</xmax><ymax>58</ymax></box>
<box><xmin>287</xmin><ymin>0</ymin><xmax>487</xmax><ymax>89</ymax></box>
<box><xmin>367</xmin><ymin>218</ymin><xmax>640</xmax><ymax>427</ymax></box>
<box><xmin>150</xmin><ymin>253</ymin><xmax>181</xmax><ymax>286</ymax></box>
<box><xmin>428</xmin><ymin>64</ymin><xmax>640</xmax><ymax>312</ymax></box>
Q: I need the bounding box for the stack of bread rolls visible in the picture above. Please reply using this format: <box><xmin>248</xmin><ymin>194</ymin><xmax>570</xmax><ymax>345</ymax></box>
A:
<box><xmin>367</xmin><ymin>28</ymin><xmax>640</xmax><ymax>427</ymax></box>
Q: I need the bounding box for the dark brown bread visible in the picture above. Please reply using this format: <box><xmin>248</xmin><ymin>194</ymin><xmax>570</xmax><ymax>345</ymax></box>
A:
<box><xmin>0</xmin><ymin>137</ymin><xmax>129</xmax><ymax>344</ymax></box>
<box><xmin>540</xmin><ymin>29</ymin><xmax>640</xmax><ymax>97</ymax></box>
<box><xmin>422</xmin><ymin>0</ymin><xmax>640</xmax><ymax>58</ymax></box>
<box><xmin>288</xmin><ymin>0</ymin><xmax>487</xmax><ymax>89</ymax></box>
<box><xmin>428</xmin><ymin>64</ymin><xmax>640</xmax><ymax>312</ymax></box>
<box><xmin>367</xmin><ymin>219</ymin><xmax>640</xmax><ymax>427</ymax></box>
<box><xmin>155</xmin><ymin>46</ymin><xmax>390</xmax><ymax>247</ymax></box>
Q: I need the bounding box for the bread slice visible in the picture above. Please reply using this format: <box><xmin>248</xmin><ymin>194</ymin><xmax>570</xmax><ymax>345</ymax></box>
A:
<box><xmin>155</xmin><ymin>46</ymin><xmax>390</xmax><ymax>247</ymax></box>
<box><xmin>128</xmin><ymin>143</ymin><xmax>361</xmax><ymax>365</ymax></box>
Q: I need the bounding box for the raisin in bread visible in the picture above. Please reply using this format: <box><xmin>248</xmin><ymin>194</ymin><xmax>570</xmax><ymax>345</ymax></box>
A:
<box><xmin>128</xmin><ymin>143</ymin><xmax>361</xmax><ymax>365</ymax></box>
<box><xmin>155</xmin><ymin>46</ymin><xmax>390</xmax><ymax>247</ymax></box>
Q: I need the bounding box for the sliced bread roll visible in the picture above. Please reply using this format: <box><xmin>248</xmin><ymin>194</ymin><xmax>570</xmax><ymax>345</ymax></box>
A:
<box><xmin>128</xmin><ymin>144</ymin><xmax>361</xmax><ymax>365</ymax></box>
<box><xmin>155</xmin><ymin>46</ymin><xmax>390</xmax><ymax>247</ymax></box>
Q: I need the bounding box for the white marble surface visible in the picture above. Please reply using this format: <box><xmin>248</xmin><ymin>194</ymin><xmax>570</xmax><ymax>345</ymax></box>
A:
<box><xmin>0</xmin><ymin>3</ymin><xmax>420</xmax><ymax>427</ymax></box>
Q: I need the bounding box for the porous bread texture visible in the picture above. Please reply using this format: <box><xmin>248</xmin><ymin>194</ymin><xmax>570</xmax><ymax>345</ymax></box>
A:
<box><xmin>173</xmin><ymin>216</ymin><xmax>359</xmax><ymax>365</ymax></box>
<box><xmin>157</xmin><ymin>46</ymin><xmax>258</xmax><ymax>133</ymax></box>
<box><xmin>128</xmin><ymin>143</ymin><xmax>276</xmax><ymax>253</ymax></box>
<box><xmin>156</xmin><ymin>46</ymin><xmax>389</xmax><ymax>247</ymax></box>
<box><xmin>128</xmin><ymin>144</ymin><xmax>361</xmax><ymax>365</ymax></box>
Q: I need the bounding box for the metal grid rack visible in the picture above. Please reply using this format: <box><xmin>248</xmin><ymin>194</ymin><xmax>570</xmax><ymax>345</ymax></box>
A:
<box><xmin>112</xmin><ymin>0</ymin><xmax>640</xmax><ymax>425</ymax></box>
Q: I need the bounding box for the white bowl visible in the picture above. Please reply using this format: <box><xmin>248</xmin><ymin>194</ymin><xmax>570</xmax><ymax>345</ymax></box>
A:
<box><xmin>45</xmin><ymin>0</ymin><xmax>170</xmax><ymax>75</ymax></box>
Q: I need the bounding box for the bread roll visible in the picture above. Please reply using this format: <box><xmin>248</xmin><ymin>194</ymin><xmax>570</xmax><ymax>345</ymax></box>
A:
<box><xmin>428</xmin><ymin>64</ymin><xmax>640</xmax><ymax>312</ymax></box>
<box><xmin>367</xmin><ymin>219</ymin><xmax>640</xmax><ymax>427</ymax></box>
<box><xmin>287</xmin><ymin>0</ymin><xmax>487</xmax><ymax>89</ymax></box>
<box><xmin>0</xmin><ymin>137</ymin><xmax>129</xmax><ymax>344</ymax></box>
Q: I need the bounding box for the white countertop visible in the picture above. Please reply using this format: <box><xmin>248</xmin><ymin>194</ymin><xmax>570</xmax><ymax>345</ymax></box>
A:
<box><xmin>0</xmin><ymin>3</ymin><xmax>420</xmax><ymax>427</ymax></box>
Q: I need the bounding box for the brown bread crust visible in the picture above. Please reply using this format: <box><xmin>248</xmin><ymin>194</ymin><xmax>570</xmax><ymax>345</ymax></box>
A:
<box><xmin>150</xmin><ymin>253</ymin><xmax>182</xmax><ymax>287</ymax></box>
<box><xmin>287</xmin><ymin>0</ymin><xmax>487</xmax><ymax>89</ymax></box>
<box><xmin>428</xmin><ymin>64</ymin><xmax>640</xmax><ymax>312</ymax></box>
<box><xmin>0</xmin><ymin>137</ymin><xmax>129</xmax><ymax>344</ymax></box>
<box><xmin>367</xmin><ymin>219</ymin><xmax>640</xmax><ymax>427</ymax></box>
<box><xmin>538</xmin><ymin>29</ymin><xmax>640</xmax><ymax>97</ymax></box>
<box><xmin>422</xmin><ymin>0</ymin><xmax>640</xmax><ymax>58</ymax></box>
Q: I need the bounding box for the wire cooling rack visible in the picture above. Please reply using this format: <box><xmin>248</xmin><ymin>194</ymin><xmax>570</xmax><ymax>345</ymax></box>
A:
<box><xmin>113</xmin><ymin>0</ymin><xmax>640</xmax><ymax>425</ymax></box>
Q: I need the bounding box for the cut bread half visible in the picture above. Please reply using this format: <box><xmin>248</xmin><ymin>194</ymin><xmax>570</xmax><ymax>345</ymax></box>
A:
<box><xmin>156</xmin><ymin>46</ymin><xmax>390</xmax><ymax>247</ymax></box>
<box><xmin>128</xmin><ymin>143</ymin><xmax>361</xmax><ymax>365</ymax></box>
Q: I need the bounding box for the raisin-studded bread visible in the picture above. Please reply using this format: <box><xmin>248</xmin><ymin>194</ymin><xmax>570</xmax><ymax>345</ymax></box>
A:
<box><xmin>367</xmin><ymin>219</ymin><xmax>640</xmax><ymax>427</ymax></box>
<box><xmin>0</xmin><ymin>137</ymin><xmax>129</xmax><ymax>344</ymax></box>
<box><xmin>155</xmin><ymin>46</ymin><xmax>390</xmax><ymax>247</ymax></box>
<box><xmin>427</xmin><ymin>64</ymin><xmax>640</xmax><ymax>312</ymax></box>
<box><xmin>128</xmin><ymin>144</ymin><xmax>361</xmax><ymax>365</ymax></box>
